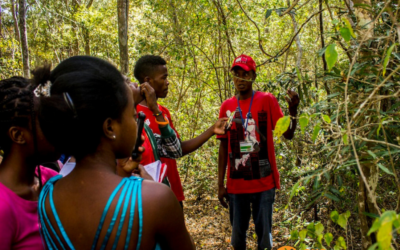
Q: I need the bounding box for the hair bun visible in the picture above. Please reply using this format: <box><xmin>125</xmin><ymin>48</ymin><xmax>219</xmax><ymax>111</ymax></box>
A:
<box><xmin>31</xmin><ymin>65</ymin><xmax>51</xmax><ymax>90</ymax></box>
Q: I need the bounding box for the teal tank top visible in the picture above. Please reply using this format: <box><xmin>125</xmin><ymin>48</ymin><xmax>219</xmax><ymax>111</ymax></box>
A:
<box><xmin>38</xmin><ymin>175</ymin><xmax>162</xmax><ymax>250</ymax></box>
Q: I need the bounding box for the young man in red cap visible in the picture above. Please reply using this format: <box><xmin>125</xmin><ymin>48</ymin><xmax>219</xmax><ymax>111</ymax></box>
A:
<box><xmin>217</xmin><ymin>54</ymin><xmax>299</xmax><ymax>250</ymax></box>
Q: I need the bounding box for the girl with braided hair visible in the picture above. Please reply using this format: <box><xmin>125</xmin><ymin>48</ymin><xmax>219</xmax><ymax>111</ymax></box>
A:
<box><xmin>0</xmin><ymin>76</ymin><xmax>60</xmax><ymax>249</ymax></box>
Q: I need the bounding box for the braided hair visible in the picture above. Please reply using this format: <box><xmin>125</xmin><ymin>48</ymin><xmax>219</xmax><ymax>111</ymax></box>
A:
<box><xmin>0</xmin><ymin>76</ymin><xmax>43</xmax><ymax>188</ymax></box>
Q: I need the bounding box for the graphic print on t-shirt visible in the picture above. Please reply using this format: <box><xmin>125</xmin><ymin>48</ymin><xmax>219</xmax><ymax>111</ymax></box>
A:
<box><xmin>228</xmin><ymin>108</ymin><xmax>272</xmax><ymax>180</ymax></box>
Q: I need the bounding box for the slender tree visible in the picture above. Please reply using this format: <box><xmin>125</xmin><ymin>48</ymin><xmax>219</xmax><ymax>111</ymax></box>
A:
<box><xmin>11</xmin><ymin>0</ymin><xmax>20</xmax><ymax>42</ymax></box>
<box><xmin>117</xmin><ymin>0</ymin><xmax>129</xmax><ymax>74</ymax></box>
<box><xmin>18</xmin><ymin>0</ymin><xmax>29</xmax><ymax>77</ymax></box>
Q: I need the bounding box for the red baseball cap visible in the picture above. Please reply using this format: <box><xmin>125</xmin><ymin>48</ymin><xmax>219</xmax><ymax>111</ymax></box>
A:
<box><xmin>231</xmin><ymin>54</ymin><xmax>256</xmax><ymax>72</ymax></box>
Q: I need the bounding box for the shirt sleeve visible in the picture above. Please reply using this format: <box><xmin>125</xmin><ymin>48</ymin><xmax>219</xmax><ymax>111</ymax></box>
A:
<box><xmin>155</xmin><ymin>125</ymin><xmax>182</xmax><ymax>159</ymax></box>
<box><xmin>216</xmin><ymin>101</ymin><xmax>228</xmax><ymax>140</ymax></box>
<box><xmin>269</xmin><ymin>94</ymin><xmax>284</xmax><ymax>130</ymax></box>
<box><xmin>0</xmin><ymin>199</ymin><xmax>16</xmax><ymax>248</ymax></box>
<box><xmin>162</xmin><ymin>106</ymin><xmax>180</xmax><ymax>139</ymax></box>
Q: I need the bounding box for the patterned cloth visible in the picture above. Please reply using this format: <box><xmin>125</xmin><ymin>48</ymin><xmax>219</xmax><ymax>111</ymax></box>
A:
<box><xmin>154</xmin><ymin>132</ymin><xmax>182</xmax><ymax>159</ymax></box>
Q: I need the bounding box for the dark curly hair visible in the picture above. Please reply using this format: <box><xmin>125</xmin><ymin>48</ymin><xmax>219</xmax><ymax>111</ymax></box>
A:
<box><xmin>133</xmin><ymin>55</ymin><xmax>167</xmax><ymax>83</ymax></box>
<box><xmin>35</xmin><ymin>56</ymin><xmax>128</xmax><ymax>159</ymax></box>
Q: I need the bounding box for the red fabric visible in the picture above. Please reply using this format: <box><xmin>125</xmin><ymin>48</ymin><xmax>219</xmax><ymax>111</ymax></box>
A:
<box><xmin>139</xmin><ymin>131</ymin><xmax>156</xmax><ymax>167</ymax></box>
<box><xmin>217</xmin><ymin>91</ymin><xmax>283</xmax><ymax>194</ymax></box>
<box><xmin>137</xmin><ymin>104</ymin><xmax>185</xmax><ymax>201</ymax></box>
<box><xmin>231</xmin><ymin>54</ymin><xmax>257</xmax><ymax>72</ymax></box>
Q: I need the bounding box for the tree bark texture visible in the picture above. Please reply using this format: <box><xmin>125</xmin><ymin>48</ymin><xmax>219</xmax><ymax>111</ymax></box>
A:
<box><xmin>117</xmin><ymin>0</ymin><xmax>129</xmax><ymax>74</ymax></box>
<box><xmin>357</xmin><ymin>150</ymin><xmax>379</xmax><ymax>249</ymax></box>
<box><xmin>18</xmin><ymin>0</ymin><xmax>29</xmax><ymax>78</ymax></box>
<box><xmin>11</xmin><ymin>0</ymin><xmax>20</xmax><ymax>42</ymax></box>
<box><xmin>83</xmin><ymin>27</ymin><xmax>90</xmax><ymax>55</ymax></box>
<box><xmin>351</xmin><ymin>0</ymin><xmax>378</xmax><ymax>248</ymax></box>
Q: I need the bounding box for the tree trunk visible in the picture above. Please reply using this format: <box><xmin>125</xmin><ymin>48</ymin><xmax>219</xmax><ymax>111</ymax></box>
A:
<box><xmin>72</xmin><ymin>21</ymin><xmax>79</xmax><ymax>55</ymax></box>
<box><xmin>0</xmin><ymin>0</ymin><xmax>2</xmax><ymax>39</ymax></box>
<box><xmin>83</xmin><ymin>27</ymin><xmax>90</xmax><ymax>55</ymax></box>
<box><xmin>357</xmin><ymin>149</ymin><xmax>379</xmax><ymax>249</ymax></box>
<box><xmin>18</xmin><ymin>0</ymin><xmax>29</xmax><ymax>78</ymax></box>
<box><xmin>11</xmin><ymin>0</ymin><xmax>20</xmax><ymax>42</ymax></box>
<box><xmin>351</xmin><ymin>0</ymin><xmax>378</xmax><ymax>248</ymax></box>
<box><xmin>117</xmin><ymin>0</ymin><xmax>129</xmax><ymax>74</ymax></box>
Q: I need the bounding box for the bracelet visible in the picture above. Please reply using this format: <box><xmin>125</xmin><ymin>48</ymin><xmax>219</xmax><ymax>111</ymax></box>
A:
<box><xmin>155</xmin><ymin>114</ymin><xmax>169</xmax><ymax>125</ymax></box>
<box><xmin>153</xmin><ymin>111</ymin><xmax>163</xmax><ymax>117</ymax></box>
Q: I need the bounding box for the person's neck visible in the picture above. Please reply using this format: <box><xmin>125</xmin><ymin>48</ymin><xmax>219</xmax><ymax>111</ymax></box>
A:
<box><xmin>0</xmin><ymin>149</ymin><xmax>37</xmax><ymax>187</ymax></box>
<box><xmin>73</xmin><ymin>147</ymin><xmax>118</xmax><ymax>175</ymax></box>
<box><xmin>238</xmin><ymin>89</ymin><xmax>254</xmax><ymax>100</ymax></box>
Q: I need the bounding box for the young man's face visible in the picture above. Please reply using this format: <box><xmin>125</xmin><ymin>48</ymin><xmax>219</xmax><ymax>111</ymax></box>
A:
<box><xmin>148</xmin><ymin>65</ymin><xmax>169</xmax><ymax>99</ymax></box>
<box><xmin>232</xmin><ymin>67</ymin><xmax>256</xmax><ymax>93</ymax></box>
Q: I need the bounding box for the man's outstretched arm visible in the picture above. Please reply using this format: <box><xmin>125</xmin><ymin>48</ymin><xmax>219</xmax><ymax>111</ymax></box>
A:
<box><xmin>180</xmin><ymin>118</ymin><xmax>228</xmax><ymax>156</ymax></box>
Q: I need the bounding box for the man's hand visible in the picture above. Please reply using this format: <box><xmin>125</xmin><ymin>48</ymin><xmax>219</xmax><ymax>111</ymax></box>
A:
<box><xmin>125</xmin><ymin>77</ymin><xmax>144</xmax><ymax>106</ymax></box>
<box><xmin>213</xmin><ymin>118</ymin><xmax>228</xmax><ymax>135</ymax></box>
<box><xmin>140</xmin><ymin>82</ymin><xmax>160</xmax><ymax>114</ymax></box>
<box><xmin>116</xmin><ymin>135</ymin><xmax>145</xmax><ymax>177</ymax></box>
<box><xmin>132</xmin><ymin>165</ymin><xmax>154</xmax><ymax>181</ymax></box>
<box><xmin>284</xmin><ymin>89</ymin><xmax>300</xmax><ymax>114</ymax></box>
<box><xmin>218</xmin><ymin>186</ymin><xmax>229</xmax><ymax>208</ymax></box>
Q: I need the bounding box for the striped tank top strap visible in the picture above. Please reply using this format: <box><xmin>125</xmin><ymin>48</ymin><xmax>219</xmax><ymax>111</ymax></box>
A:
<box><xmin>91</xmin><ymin>178</ymin><xmax>128</xmax><ymax>250</ymax></box>
<box><xmin>110</xmin><ymin>180</ymin><xmax>133</xmax><ymax>250</ymax></box>
<box><xmin>135</xmin><ymin>177</ymin><xmax>144</xmax><ymax>250</ymax></box>
<box><xmin>38</xmin><ymin>175</ymin><xmax>70</xmax><ymax>250</ymax></box>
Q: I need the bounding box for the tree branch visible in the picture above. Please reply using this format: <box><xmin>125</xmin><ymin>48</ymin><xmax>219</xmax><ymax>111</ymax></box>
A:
<box><xmin>235</xmin><ymin>0</ymin><xmax>274</xmax><ymax>57</ymax></box>
<box><xmin>280</xmin><ymin>0</ymin><xmax>299</xmax><ymax>16</ymax></box>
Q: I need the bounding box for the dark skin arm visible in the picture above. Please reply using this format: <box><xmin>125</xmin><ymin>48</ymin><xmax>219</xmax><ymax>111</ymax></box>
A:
<box><xmin>147</xmin><ymin>182</ymin><xmax>195</xmax><ymax>249</ymax></box>
<box><xmin>283</xmin><ymin>89</ymin><xmax>299</xmax><ymax>140</ymax></box>
<box><xmin>217</xmin><ymin>139</ymin><xmax>229</xmax><ymax>208</ymax></box>
<box><xmin>181</xmin><ymin>118</ymin><xmax>228</xmax><ymax>156</ymax></box>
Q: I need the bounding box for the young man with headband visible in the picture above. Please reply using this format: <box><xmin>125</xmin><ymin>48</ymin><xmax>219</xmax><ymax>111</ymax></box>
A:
<box><xmin>217</xmin><ymin>54</ymin><xmax>299</xmax><ymax>250</ymax></box>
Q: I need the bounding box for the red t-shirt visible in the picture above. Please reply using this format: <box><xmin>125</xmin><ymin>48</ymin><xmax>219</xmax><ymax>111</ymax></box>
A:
<box><xmin>136</xmin><ymin>104</ymin><xmax>185</xmax><ymax>201</ymax></box>
<box><xmin>217</xmin><ymin>91</ymin><xmax>283</xmax><ymax>194</ymax></box>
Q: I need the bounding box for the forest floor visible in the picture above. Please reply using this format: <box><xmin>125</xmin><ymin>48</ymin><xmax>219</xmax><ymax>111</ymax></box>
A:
<box><xmin>183</xmin><ymin>189</ymin><xmax>363</xmax><ymax>250</ymax></box>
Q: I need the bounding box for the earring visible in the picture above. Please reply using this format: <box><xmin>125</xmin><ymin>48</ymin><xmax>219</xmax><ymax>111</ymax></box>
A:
<box><xmin>112</xmin><ymin>135</ymin><xmax>116</xmax><ymax>139</ymax></box>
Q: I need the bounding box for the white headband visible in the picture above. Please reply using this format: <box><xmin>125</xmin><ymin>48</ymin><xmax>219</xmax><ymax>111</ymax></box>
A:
<box><xmin>33</xmin><ymin>81</ymin><xmax>52</xmax><ymax>97</ymax></box>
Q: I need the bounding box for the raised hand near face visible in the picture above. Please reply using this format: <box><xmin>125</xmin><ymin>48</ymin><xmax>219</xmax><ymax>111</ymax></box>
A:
<box><xmin>124</xmin><ymin>76</ymin><xmax>144</xmax><ymax>107</ymax></box>
<box><xmin>284</xmin><ymin>89</ymin><xmax>300</xmax><ymax>114</ymax></box>
<box><xmin>139</xmin><ymin>82</ymin><xmax>159</xmax><ymax>114</ymax></box>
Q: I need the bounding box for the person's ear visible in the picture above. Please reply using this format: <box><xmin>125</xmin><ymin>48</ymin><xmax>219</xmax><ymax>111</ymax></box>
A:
<box><xmin>103</xmin><ymin>118</ymin><xmax>118</xmax><ymax>140</ymax></box>
<box><xmin>8</xmin><ymin>126</ymin><xmax>27</xmax><ymax>145</ymax></box>
<box><xmin>144</xmin><ymin>76</ymin><xmax>153</xmax><ymax>85</ymax></box>
<box><xmin>253</xmin><ymin>72</ymin><xmax>257</xmax><ymax>82</ymax></box>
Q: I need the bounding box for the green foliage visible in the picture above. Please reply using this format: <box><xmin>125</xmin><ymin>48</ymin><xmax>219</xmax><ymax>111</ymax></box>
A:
<box><xmin>274</xmin><ymin>116</ymin><xmax>291</xmax><ymax>142</ymax></box>
<box><xmin>325</xmin><ymin>44</ymin><xmax>338</xmax><ymax>72</ymax></box>
<box><xmin>312</xmin><ymin>123</ymin><xmax>321</xmax><ymax>143</ymax></box>
<box><xmin>1</xmin><ymin>0</ymin><xmax>400</xmax><ymax>249</ymax></box>
<box><xmin>340</xmin><ymin>27</ymin><xmax>351</xmax><ymax>42</ymax></box>
<box><xmin>324</xmin><ymin>233</ymin><xmax>333</xmax><ymax>247</ymax></box>
<box><xmin>299</xmin><ymin>113</ymin><xmax>309</xmax><ymax>135</ymax></box>
<box><xmin>382</xmin><ymin>43</ymin><xmax>397</xmax><ymax>76</ymax></box>
<box><xmin>368</xmin><ymin>211</ymin><xmax>400</xmax><ymax>250</ymax></box>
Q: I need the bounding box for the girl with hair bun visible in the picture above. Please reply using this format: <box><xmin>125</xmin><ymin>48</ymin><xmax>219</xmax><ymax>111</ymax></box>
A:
<box><xmin>0</xmin><ymin>76</ymin><xmax>59</xmax><ymax>249</ymax></box>
<box><xmin>36</xmin><ymin>56</ymin><xmax>194</xmax><ymax>250</ymax></box>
